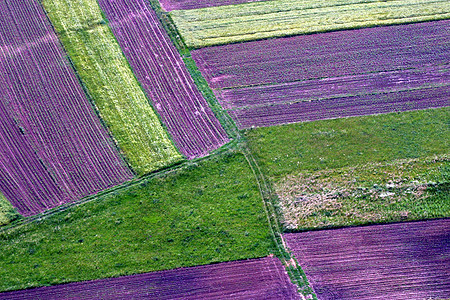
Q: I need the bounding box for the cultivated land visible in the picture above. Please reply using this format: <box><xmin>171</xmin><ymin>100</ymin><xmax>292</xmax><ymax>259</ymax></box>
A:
<box><xmin>1</xmin><ymin>0</ymin><xmax>449</xmax><ymax>298</ymax></box>
<box><xmin>192</xmin><ymin>20</ymin><xmax>450</xmax><ymax>128</ymax></box>
<box><xmin>246</xmin><ymin>108</ymin><xmax>450</xmax><ymax>229</ymax></box>
<box><xmin>0</xmin><ymin>0</ymin><xmax>133</xmax><ymax>216</ymax></box>
<box><xmin>171</xmin><ymin>0</ymin><xmax>450</xmax><ymax>48</ymax></box>
<box><xmin>284</xmin><ymin>219</ymin><xmax>450</xmax><ymax>299</ymax></box>
<box><xmin>98</xmin><ymin>0</ymin><xmax>229</xmax><ymax>159</ymax></box>
<box><xmin>42</xmin><ymin>0</ymin><xmax>182</xmax><ymax>175</ymax></box>
<box><xmin>159</xmin><ymin>0</ymin><xmax>268</xmax><ymax>11</ymax></box>
<box><xmin>0</xmin><ymin>152</ymin><xmax>274</xmax><ymax>292</ymax></box>
<box><xmin>0</xmin><ymin>256</ymin><xmax>300</xmax><ymax>300</ymax></box>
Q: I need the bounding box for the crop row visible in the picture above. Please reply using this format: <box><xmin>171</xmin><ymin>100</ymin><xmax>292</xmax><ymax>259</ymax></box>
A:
<box><xmin>192</xmin><ymin>21</ymin><xmax>450</xmax><ymax>128</ymax></box>
<box><xmin>284</xmin><ymin>219</ymin><xmax>450</xmax><ymax>299</ymax></box>
<box><xmin>171</xmin><ymin>0</ymin><xmax>450</xmax><ymax>48</ymax></box>
<box><xmin>98</xmin><ymin>0</ymin><xmax>229</xmax><ymax>159</ymax></box>
<box><xmin>0</xmin><ymin>0</ymin><xmax>133</xmax><ymax>216</ymax></box>
<box><xmin>230</xmin><ymin>86</ymin><xmax>450</xmax><ymax>128</ymax></box>
<box><xmin>42</xmin><ymin>0</ymin><xmax>182</xmax><ymax>175</ymax></box>
<box><xmin>0</xmin><ymin>256</ymin><xmax>299</xmax><ymax>299</ymax></box>
<box><xmin>159</xmin><ymin>0</ymin><xmax>267</xmax><ymax>11</ymax></box>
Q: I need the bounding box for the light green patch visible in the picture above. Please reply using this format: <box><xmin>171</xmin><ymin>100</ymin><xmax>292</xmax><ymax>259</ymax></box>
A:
<box><xmin>42</xmin><ymin>0</ymin><xmax>182</xmax><ymax>175</ymax></box>
<box><xmin>0</xmin><ymin>193</ymin><xmax>19</xmax><ymax>226</ymax></box>
<box><xmin>171</xmin><ymin>0</ymin><xmax>450</xmax><ymax>48</ymax></box>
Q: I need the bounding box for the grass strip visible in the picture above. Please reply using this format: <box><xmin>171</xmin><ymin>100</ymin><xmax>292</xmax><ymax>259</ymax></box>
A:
<box><xmin>170</xmin><ymin>0</ymin><xmax>450</xmax><ymax>48</ymax></box>
<box><xmin>42</xmin><ymin>0</ymin><xmax>182</xmax><ymax>175</ymax></box>
<box><xmin>0</xmin><ymin>152</ymin><xmax>273</xmax><ymax>292</ymax></box>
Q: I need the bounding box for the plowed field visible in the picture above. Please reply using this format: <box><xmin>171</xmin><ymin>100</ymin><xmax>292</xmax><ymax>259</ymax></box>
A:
<box><xmin>284</xmin><ymin>219</ymin><xmax>450</xmax><ymax>300</ymax></box>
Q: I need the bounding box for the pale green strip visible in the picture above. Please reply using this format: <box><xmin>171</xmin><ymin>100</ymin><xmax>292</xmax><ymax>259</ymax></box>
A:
<box><xmin>42</xmin><ymin>0</ymin><xmax>182</xmax><ymax>175</ymax></box>
<box><xmin>171</xmin><ymin>0</ymin><xmax>450</xmax><ymax>48</ymax></box>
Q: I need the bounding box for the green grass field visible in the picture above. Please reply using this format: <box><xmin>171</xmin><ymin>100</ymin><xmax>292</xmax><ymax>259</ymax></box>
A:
<box><xmin>0</xmin><ymin>152</ymin><xmax>274</xmax><ymax>292</ymax></box>
<box><xmin>246</xmin><ymin>108</ymin><xmax>450</xmax><ymax>230</ymax></box>
<box><xmin>170</xmin><ymin>0</ymin><xmax>450</xmax><ymax>48</ymax></box>
<box><xmin>42</xmin><ymin>0</ymin><xmax>182</xmax><ymax>175</ymax></box>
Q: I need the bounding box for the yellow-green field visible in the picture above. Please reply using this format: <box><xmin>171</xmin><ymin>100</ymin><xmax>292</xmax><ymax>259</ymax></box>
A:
<box><xmin>43</xmin><ymin>0</ymin><xmax>182</xmax><ymax>174</ymax></box>
<box><xmin>171</xmin><ymin>0</ymin><xmax>450</xmax><ymax>48</ymax></box>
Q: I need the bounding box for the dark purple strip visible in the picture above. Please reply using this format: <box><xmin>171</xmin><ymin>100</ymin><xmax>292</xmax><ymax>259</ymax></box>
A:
<box><xmin>0</xmin><ymin>256</ymin><xmax>300</xmax><ymax>299</ymax></box>
<box><xmin>158</xmin><ymin>0</ymin><xmax>270</xmax><ymax>11</ymax></box>
<box><xmin>0</xmin><ymin>0</ymin><xmax>132</xmax><ymax>216</ymax></box>
<box><xmin>229</xmin><ymin>86</ymin><xmax>450</xmax><ymax>129</ymax></box>
<box><xmin>98</xmin><ymin>0</ymin><xmax>229</xmax><ymax>159</ymax></box>
<box><xmin>284</xmin><ymin>219</ymin><xmax>450</xmax><ymax>300</ymax></box>
<box><xmin>219</xmin><ymin>66</ymin><xmax>450</xmax><ymax>110</ymax></box>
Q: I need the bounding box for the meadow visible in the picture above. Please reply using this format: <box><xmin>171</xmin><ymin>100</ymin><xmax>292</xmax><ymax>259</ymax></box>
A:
<box><xmin>246</xmin><ymin>108</ymin><xmax>450</xmax><ymax>229</ymax></box>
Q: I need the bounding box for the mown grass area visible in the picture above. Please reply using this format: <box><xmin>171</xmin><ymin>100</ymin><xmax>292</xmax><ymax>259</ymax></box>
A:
<box><xmin>42</xmin><ymin>0</ymin><xmax>182</xmax><ymax>175</ymax></box>
<box><xmin>245</xmin><ymin>108</ymin><xmax>450</xmax><ymax>229</ymax></box>
<box><xmin>0</xmin><ymin>152</ymin><xmax>274</xmax><ymax>292</ymax></box>
<box><xmin>171</xmin><ymin>0</ymin><xmax>450</xmax><ymax>48</ymax></box>
<box><xmin>0</xmin><ymin>194</ymin><xmax>19</xmax><ymax>227</ymax></box>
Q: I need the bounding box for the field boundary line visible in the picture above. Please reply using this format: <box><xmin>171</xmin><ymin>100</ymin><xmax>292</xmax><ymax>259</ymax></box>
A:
<box><xmin>242</xmin><ymin>144</ymin><xmax>317</xmax><ymax>299</ymax></box>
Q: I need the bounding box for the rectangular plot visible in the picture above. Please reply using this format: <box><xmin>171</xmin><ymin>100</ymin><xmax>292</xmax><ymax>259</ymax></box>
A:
<box><xmin>284</xmin><ymin>219</ymin><xmax>450</xmax><ymax>300</ymax></box>
<box><xmin>0</xmin><ymin>257</ymin><xmax>300</xmax><ymax>299</ymax></box>
<box><xmin>0</xmin><ymin>0</ymin><xmax>133</xmax><ymax>216</ymax></box>
<box><xmin>98</xmin><ymin>0</ymin><xmax>229</xmax><ymax>159</ymax></box>
<box><xmin>192</xmin><ymin>21</ymin><xmax>450</xmax><ymax>128</ymax></box>
<box><xmin>42</xmin><ymin>0</ymin><xmax>182</xmax><ymax>175</ymax></box>
<box><xmin>172</xmin><ymin>0</ymin><xmax>450</xmax><ymax>48</ymax></box>
<box><xmin>229</xmin><ymin>86</ymin><xmax>450</xmax><ymax>129</ymax></box>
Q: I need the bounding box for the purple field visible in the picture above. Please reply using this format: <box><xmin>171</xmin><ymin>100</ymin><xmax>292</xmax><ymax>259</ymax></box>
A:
<box><xmin>159</xmin><ymin>0</ymin><xmax>268</xmax><ymax>11</ymax></box>
<box><xmin>0</xmin><ymin>256</ymin><xmax>300</xmax><ymax>299</ymax></box>
<box><xmin>284</xmin><ymin>219</ymin><xmax>450</xmax><ymax>300</ymax></box>
<box><xmin>98</xmin><ymin>0</ymin><xmax>229</xmax><ymax>159</ymax></box>
<box><xmin>0</xmin><ymin>0</ymin><xmax>133</xmax><ymax>216</ymax></box>
<box><xmin>192</xmin><ymin>20</ymin><xmax>450</xmax><ymax>128</ymax></box>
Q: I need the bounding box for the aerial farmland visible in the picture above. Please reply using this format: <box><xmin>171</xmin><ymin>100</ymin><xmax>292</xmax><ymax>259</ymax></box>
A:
<box><xmin>0</xmin><ymin>0</ymin><xmax>448</xmax><ymax>299</ymax></box>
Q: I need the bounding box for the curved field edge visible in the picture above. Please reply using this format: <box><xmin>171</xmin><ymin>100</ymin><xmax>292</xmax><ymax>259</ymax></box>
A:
<box><xmin>245</xmin><ymin>108</ymin><xmax>450</xmax><ymax>229</ymax></box>
<box><xmin>41</xmin><ymin>0</ymin><xmax>182</xmax><ymax>175</ymax></box>
<box><xmin>170</xmin><ymin>0</ymin><xmax>450</xmax><ymax>48</ymax></box>
<box><xmin>0</xmin><ymin>152</ymin><xmax>275</xmax><ymax>292</ymax></box>
<box><xmin>0</xmin><ymin>256</ymin><xmax>301</xmax><ymax>299</ymax></box>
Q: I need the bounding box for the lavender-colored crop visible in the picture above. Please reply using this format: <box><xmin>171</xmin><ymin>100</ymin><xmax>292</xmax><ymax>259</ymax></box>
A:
<box><xmin>158</xmin><ymin>0</ymin><xmax>269</xmax><ymax>11</ymax></box>
<box><xmin>0</xmin><ymin>0</ymin><xmax>133</xmax><ymax>216</ymax></box>
<box><xmin>192</xmin><ymin>20</ymin><xmax>450</xmax><ymax>128</ymax></box>
<box><xmin>0</xmin><ymin>256</ymin><xmax>300</xmax><ymax>299</ymax></box>
<box><xmin>284</xmin><ymin>219</ymin><xmax>450</xmax><ymax>299</ymax></box>
<box><xmin>98</xmin><ymin>0</ymin><xmax>229</xmax><ymax>159</ymax></box>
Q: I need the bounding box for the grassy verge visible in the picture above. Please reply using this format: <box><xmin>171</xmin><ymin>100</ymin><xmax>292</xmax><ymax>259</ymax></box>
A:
<box><xmin>0</xmin><ymin>193</ymin><xmax>19</xmax><ymax>227</ymax></box>
<box><xmin>170</xmin><ymin>0</ymin><xmax>450</xmax><ymax>48</ymax></box>
<box><xmin>245</xmin><ymin>108</ymin><xmax>450</xmax><ymax>230</ymax></box>
<box><xmin>42</xmin><ymin>0</ymin><xmax>182</xmax><ymax>175</ymax></box>
<box><xmin>0</xmin><ymin>152</ymin><xmax>274</xmax><ymax>292</ymax></box>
